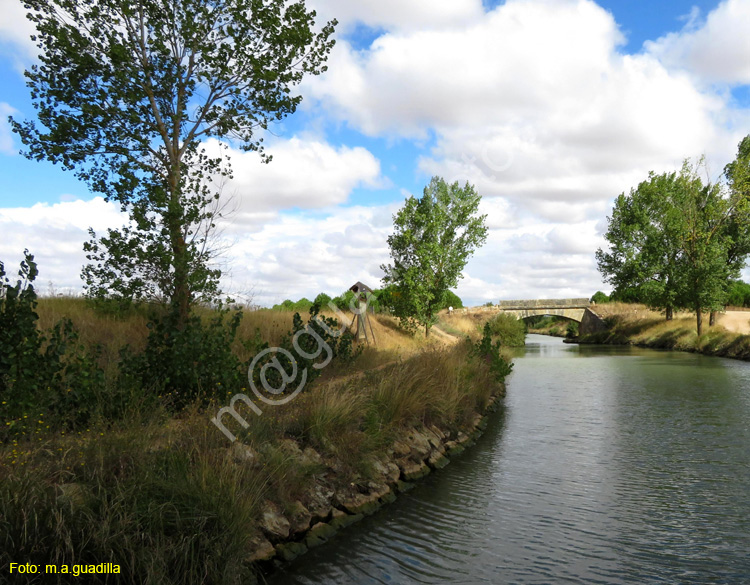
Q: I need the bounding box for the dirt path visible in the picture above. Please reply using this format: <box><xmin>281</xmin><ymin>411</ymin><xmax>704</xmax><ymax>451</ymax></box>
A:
<box><xmin>717</xmin><ymin>311</ymin><xmax>750</xmax><ymax>334</ymax></box>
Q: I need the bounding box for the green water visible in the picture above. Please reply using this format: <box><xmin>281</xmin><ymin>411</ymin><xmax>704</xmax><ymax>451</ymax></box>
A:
<box><xmin>269</xmin><ymin>335</ymin><xmax>750</xmax><ymax>584</ymax></box>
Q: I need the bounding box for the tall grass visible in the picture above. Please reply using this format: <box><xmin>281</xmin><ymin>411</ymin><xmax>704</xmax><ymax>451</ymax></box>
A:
<box><xmin>1</xmin><ymin>338</ymin><xmax>505</xmax><ymax>583</ymax></box>
<box><xmin>579</xmin><ymin>309</ymin><xmax>750</xmax><ymax>361</ymax></box>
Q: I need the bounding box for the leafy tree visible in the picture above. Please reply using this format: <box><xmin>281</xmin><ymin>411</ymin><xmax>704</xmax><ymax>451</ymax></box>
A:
<box><xmin>727</xmin><ymin>280</ymin><xmax>750</xmax><ymax>307</ymax></box>
<box><xmin>442</xmin><ymin>290</ymin><xmax>463</xmax><ymax>310</ymax></box>
<box><xmin>596</xmin><ymin>171</ymin><xmax>684</xmax><ymax>320</ymax></box>
<box><xmin>672</xmin><ymin>159</ymin><xmax>747</xmax><ymax>334</ymax></box>
<box><xmin>11</xmin><ymin>0</ymin><xmax>336</xmax><ymax>326</ymax></box>
<box><xmin>597</xmin><ymin>156</ymin><xmax>750</xmax><ymax>335</ymax></box>
<box><xmin>312</xmin><ymin>292</ymin><xmax>332</xmax><ymax>312</ymax></box>
<box><xmin>717</xmin><ymin>135</ymin><xmax>750</xmax><ymax>320</ymax></box>
<box><xmin>590</xmin><ymin>291</ymin><xmax>610</xmax><ymax>304</ymax></box>
<box><xmin>381</xmin><ymin>177</ymin><xmax>488</xmax><ymax>336</ymax></box>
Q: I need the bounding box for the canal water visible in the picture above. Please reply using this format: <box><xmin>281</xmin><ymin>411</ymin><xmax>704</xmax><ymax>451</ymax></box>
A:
<box><xmin>268</xmin><ymin>335</ymin><xmax>750</xmax><ymax>584</ymax></box>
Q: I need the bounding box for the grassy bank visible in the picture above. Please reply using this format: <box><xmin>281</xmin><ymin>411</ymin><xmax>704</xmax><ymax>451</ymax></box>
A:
<box><xmin>1</xmin><ymin>298</ymin><xmax>509</xmax><ymax>584</ymax></box>
<box><xmin>578</xmin><ymin>303</ymin><xmax>750</xmax><ymax>361</ymax></box>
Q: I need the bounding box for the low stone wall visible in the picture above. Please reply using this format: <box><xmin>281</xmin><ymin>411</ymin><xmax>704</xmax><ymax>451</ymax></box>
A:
<box><xmin>242</xmin><ymin>391</ymin><xmax>505</xmax><ymax>579</ymax></box>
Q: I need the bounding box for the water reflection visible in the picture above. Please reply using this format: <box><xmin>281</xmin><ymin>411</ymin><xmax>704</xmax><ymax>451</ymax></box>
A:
<box><xmin>268</xmin><ymin>335</ymin><xmax>750</xmax><ymax>585</ymax></box>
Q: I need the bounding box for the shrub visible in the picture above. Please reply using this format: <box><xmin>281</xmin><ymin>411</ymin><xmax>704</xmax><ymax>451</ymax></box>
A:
<box><xmin>473</xmin><ymin>323</ymin><xmax>513</xmax><ymax>382</ymax></box>
<box><xmin>442</xmin><ymin>290</ymin><xmax>463</xmax><ymax>310</ymax></box>
<box><xmin>566</xmin><ymin>321</ymin><xmax>579</xmax><ymax>338</ymax></box>
<box><xmin>727</xmin><ymin>281</ymin><xmax>750</xmax><ymax>308</ymax></box>
<box><xmin>1</xmin><ymin>252</ymin><xmax>106</xmax><ymax>436</ymax></box>
<box><xmin>121</xmin><ymin>305</ymin><xmax>244</xmax><ymax>410</ymax></box>
<box><xmin>590</xmin><ymin>291</ymin><xmax>610</xmax><ymax>304</ymax></box>
<box><xmin>487</xmin><ymin>313</ymin><xmax>527</xmax><ymax>347</ymax></box>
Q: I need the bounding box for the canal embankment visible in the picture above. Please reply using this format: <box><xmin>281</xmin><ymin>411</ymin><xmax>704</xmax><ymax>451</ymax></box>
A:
<box><xmin>576</xmin><ymin>304</ymin><xmax>750</xmax><ymax>361</ymax></box>
<box><xmin>1</xmin><ymin>306</ymin><xmax>511</xmax><ymax>585</ymax></box>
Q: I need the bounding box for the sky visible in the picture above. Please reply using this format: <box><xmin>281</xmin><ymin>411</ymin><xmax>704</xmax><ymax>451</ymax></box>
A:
<box><xmin>1</xmin><ymin>0</ymin><xmax>750</xmax><ymax>307</ymax></box>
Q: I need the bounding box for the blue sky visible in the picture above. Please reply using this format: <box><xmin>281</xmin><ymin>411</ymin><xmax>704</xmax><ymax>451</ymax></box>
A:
<box><xmin>1</xmin><ymin>0</ymin><xmax>750</xmax><ymax>305</ymax></box>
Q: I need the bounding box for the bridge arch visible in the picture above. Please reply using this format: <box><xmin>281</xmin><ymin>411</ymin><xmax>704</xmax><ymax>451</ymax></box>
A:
<box><xmin>493</xmin><ymin>299</ymin><xmax>607</xmax><ymax>335</ymax></box>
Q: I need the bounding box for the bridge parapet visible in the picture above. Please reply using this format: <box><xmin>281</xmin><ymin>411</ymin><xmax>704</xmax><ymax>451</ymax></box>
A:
<box><xmin>497</xmin><ymin>298</ymin><xmax>590</xmax><ymax>310</ymax></box>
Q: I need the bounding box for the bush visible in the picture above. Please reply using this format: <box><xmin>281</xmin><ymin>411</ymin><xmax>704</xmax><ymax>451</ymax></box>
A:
<box><xmin>121</xmin><ymin>305</ymin><xmax>243</xmax><ymax>410</ymax></box>
<box><xmin>590</xmin><ymin>291</ymin><xmax>610</xmax><ymax>304</ymax></box>
<box><xmin>332</xmin><ymin>290</ymin><xmax>356</xmax><ymax>311</ymax></box>
<box><xmin>313</xmin><ymin>292</ymin><xmax>332</xmax><ymax>311</ymax></box>
<box><xmin>727</xmin><ymin>281</ymin><xmax>750</xmax><ymax>308</ymax></box>
<box><xmin>442</xmin><ymin>290</ymin><xmax>463</xmax><ymax>310</ymax></box>
<box><xmin>566</xmin><ymin>321</ymin><xmax>579</xmax><ymax>338</ymax></box>
<box><xmin>272</xmin><ymin>298</ymin><xmax>313</xmax><ymax>312</ymax></box>
<box><xmin>473</xmin><ymin>323</ymin><xmax>513</xmax><ymax>382</ymax></box>
<box><xmin>1</xmin><ymin>252</ymin><xmax>106</xmax><ymax>436</ymax></box>
<box><xmin>486</xmin><ymin>313</ymin><xmax>527</xmax><ymax>347</ymax></box>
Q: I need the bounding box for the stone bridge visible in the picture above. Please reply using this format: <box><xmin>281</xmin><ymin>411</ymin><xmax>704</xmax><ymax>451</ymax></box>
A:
<box><xmin>466</xmin><ymin>299</ymin><xmax>607</xmax><ymax>336</ymax></box>
<box><xmin>496</xmin><ymin>298</ymin><xmax>591</xmax><ymax>321</ymax></box>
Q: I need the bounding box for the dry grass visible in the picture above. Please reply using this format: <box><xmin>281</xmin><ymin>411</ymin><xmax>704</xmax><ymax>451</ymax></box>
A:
<box><xmin>579</xmin><ymin>303</ymin><xmax>750</xmax><ymax>360</ymax></box>
<box><xmin>1</xmin><ymin>338</ymin><xmax>505</xmax><ymax>584</ymax></box>
<box><xmin>34</xmin><ymin>298</ymin><xmax>430</xmax><ymax>372</ymax></box>
<box><xmin>436</xmin><ymin>310</ymin><xmax>487</xmax><ymax>339</ymax></box>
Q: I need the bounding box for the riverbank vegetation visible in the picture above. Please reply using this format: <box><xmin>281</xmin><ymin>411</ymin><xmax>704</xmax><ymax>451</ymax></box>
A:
<box><xmin>1</xmin><ymin>254</ymin><xmax>512</xmax><ymax>584</ymax></box>
<box><xmin>578</xmin><ymin>302</ymin><xmax>750</xmax><ymax>361</ymax></box>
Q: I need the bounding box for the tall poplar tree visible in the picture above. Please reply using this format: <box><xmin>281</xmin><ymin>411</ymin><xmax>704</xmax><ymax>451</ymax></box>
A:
<box><xmin>381</xmin><ymin>177</ymin><xmax>488</xmax><ymax>337</ymax></box>
<box><xmin>11</xmin><ymin>0</ymin><xmax>336</xmax><ymax>324</ymax></box>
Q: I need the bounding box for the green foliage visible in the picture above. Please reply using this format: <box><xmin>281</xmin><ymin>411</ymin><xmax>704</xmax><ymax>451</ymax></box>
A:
<box><xmin>312</xmin><ymin>292</ymin><xmax>332</xmax><ymax>312</ymax></box>
<box><xmin>332</xmin><ymin>290</ymin><xmax>356</xmax><ymax>311</ymax></box>
<box><xmin>272</xmin><ymin>298</ymin><xmax>314</xmax><ymax>312</ymax></box>
<box><xmin>486</xmin><ymin>313</ymin><xmax>527</xmax><ymax>347</ymax></box>
<box><xmin>381</xmin><ymin>177</ymin><xmax>488</xmax><ymax>336</ymax></box>
<box><xmin>727</xmin><ymin>281</ymin><xmax>750</xmax><ymax>307</ymax></box>
<box><xmin>473</xmin><ymin>323</ymin><xmax>513</xmax><ymax>382</ymax></box>
<box><xmin>12</xmin><ymin>0</ymin><xmax>336</xmax><ymax>324</ymax></box>
<box><xmin>1</xmin><ymin>252</ymin><xmax>106</xmax><ymax>436</ymax></box>
<box><xmin>121</xmin><ymin>307</ymin><xmax>244</xmax><ymax>410</ymax></box>
<box><xmin>590</xmin><ymin>291</ymin><xmax>610</xmax><ymax>304</ymax></box>
<box><xmin>597</xmin><ymin>148</ymin><xmax>750</xmax><ymax>333</ymax></box>
<box><xmin>596</xmin><ymin>170</ymin><xmax>685</xmax><ymax>318</ymax></box>
<box><xmin>249</xmin><ymin>305</ymin><xmax>357</xmax><ymax>395</ymax></box>
<box><xmin>442</xmin><ymin>290</ymin><xmax>464</xmax><ymax>309</ymax></box>
<box><xmin>566</xmin><ymin>321</ymin><xmax>579</xmax><ymax>338</ymax></box>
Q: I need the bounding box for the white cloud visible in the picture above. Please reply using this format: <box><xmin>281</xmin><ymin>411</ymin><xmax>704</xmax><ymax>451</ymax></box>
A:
<box><xmin>0</xmin><ymin>198</ymin><xmax>126</xmax><ymax>291</ymax></box>
<box><xmin>309</xmin><ymin>0</ymin><xmax>484</xmax><ymax>34</ymax></box>
<box><xmin>645</xmin><ymin>0</ymin><xmax>750</xmax><ymax>85</ymax></box>
<box><xmin>306</xmin><ymin>0</ymin><xmax>747</xmax><ymax>228</ymax></box>
<box><xmin>204</xmin><ymin>136</ymin><xmax>385</xmax><ymax>214</ymax></box>
<box><xmin>0</xmin><ymin>102</ymin><xmax>18</xmax><ymax>154</ymax></box>
<box><xmin>0</xmin><ymin>0</ymin><xmax>38</xmax><ymax>64</ymax></box>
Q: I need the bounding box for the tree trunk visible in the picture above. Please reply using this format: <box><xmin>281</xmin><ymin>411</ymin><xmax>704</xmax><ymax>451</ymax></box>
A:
<box><xmin>696</xmin><ymin>306</ymin><xmax>703</xmax><ymax>336</ymax></box>
<box><xmin>666</xmin><ymin>306</ymin><xmax>673</xmax><ymax>321</ymax></box>
<box><xmin>425</xmin><ymin>323</ymin><xmax>430</xmax><ymax>337</ymax></box>
<box><xmin>172</xmin><ymin>233</ymin><xmax>190</xmax><ymax>329</ymax></box>
<box><xmin>709</xmin><ymin>310</ymin><xmax>717</xmax><ymax>326</ymax></box>
<box><xmin>168</xmin><ymin>166</ymin><xmax>190</xmax><ymax>330</ymax></box>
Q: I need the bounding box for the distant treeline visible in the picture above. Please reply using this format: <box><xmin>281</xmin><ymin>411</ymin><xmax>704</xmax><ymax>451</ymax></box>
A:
<box><xmin>271</xmin><ymin>287</ymin><xmax>463</xmax><ymax>313</ymax></box>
